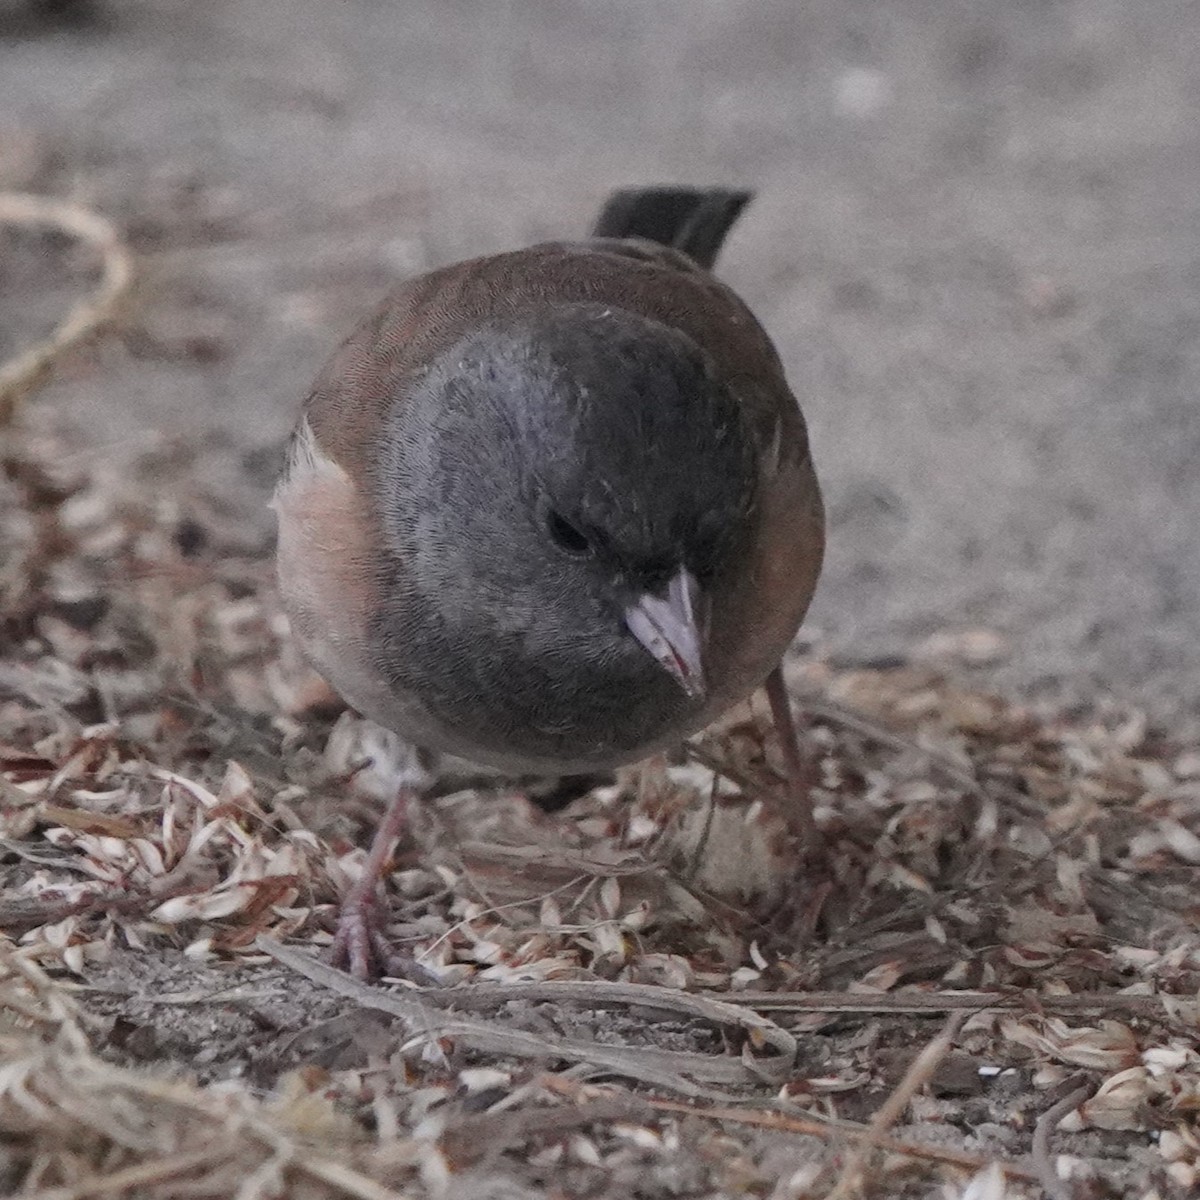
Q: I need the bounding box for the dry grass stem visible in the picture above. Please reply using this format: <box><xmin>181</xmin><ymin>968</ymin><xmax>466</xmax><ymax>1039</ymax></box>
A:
<box><xmin>0</xmin><ymin>193</ymin><xmax>134</xmax><ymax>425</ymax></box>
<box><xmin>827</xmin><ymin>1012</ymin><xmax>970</xmax><ymax>1199</ymax></box>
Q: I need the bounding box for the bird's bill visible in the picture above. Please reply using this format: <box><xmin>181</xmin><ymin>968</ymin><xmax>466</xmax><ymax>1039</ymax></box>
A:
<box><xmin>623</xmin><ymin>568</ymin><xmax>706</xmax><ymax>700</ymax></box>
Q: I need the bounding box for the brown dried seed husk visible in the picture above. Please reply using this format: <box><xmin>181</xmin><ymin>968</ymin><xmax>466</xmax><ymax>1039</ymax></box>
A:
<box><xmin>1</xmin><ymin>435</ymin><xmax>1199</xmax><ymax>1198</ymax></box>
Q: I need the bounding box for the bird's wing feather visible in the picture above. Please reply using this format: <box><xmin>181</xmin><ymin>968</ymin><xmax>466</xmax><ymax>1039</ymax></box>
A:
<box><xmin>302</xmin><ymin>240</ymin><xmax>797</xmax><ymax>475</ymax></box>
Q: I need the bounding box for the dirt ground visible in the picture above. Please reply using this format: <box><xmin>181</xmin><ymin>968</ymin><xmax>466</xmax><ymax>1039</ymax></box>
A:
<box><xmin>1</xmin><ymin>2</ymin><xmax>1199</xmax><ymax>1198</ymax></box>
<box><xmin>4</xmin><ymin>0</ymin><xmax>1200</xmax><ymax>718</ymax></box>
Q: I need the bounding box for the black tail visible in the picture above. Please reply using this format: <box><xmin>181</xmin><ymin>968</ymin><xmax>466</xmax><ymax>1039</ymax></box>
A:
<box><xmin>590</xmin><ymin>186</ymin><xmax>754</xmax><ymax>271</ymax></box>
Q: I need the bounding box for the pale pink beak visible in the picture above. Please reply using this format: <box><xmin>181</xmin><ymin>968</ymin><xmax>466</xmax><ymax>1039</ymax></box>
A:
<box><xmin>623</xmin><ymin>568</ymin><xmax>706</xmax><ymax>700</ymax></box>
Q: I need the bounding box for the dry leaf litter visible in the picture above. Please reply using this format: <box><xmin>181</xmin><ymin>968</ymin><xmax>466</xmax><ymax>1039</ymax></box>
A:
<box><xmin>1</xmin><ymin>432</ymin><xmax>1198</xmax><ymax>1199</ymax></box>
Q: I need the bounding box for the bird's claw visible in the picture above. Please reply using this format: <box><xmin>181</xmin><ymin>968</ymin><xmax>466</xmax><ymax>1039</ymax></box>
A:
<box><xmin>328</xmin><ymin>883</ymin><xmax>440</xmax><ymax>985</ymax></box>
<box><xmin>329</xmin><ymin>883</ymin><xmax>393</xmax><ymax>980</ymax></box>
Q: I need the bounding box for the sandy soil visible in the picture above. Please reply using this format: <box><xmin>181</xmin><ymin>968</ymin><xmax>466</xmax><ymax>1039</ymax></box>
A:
<box><xmin>3</xmin><ymin>0</ymin><xmax>1200</xmax><ymax>717</ymax></box>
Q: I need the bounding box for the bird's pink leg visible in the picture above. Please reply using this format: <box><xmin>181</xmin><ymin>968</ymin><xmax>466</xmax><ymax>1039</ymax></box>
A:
<box><xmin>329</xmin><ymin>786</ymin><xmax>413</xmax><ymax>980</ymax></box>
<box><xmin>764</xmin><ymin>665</ymin><xmax>821</xmax><ymax>852</ymax></box>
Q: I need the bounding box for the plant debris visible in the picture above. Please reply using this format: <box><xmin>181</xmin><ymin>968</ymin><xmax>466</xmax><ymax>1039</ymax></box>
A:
<box><xmin>1</xmin><ymin>432</ymin><xmax>1199</xmax><ymax>1198</ymax></box>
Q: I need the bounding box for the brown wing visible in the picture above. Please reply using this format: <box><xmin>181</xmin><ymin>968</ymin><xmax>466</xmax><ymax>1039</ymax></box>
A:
<box><xmin>302</xmin><ymin>239</ymin><xmax>797</xmax><ymax>472</ymax></box>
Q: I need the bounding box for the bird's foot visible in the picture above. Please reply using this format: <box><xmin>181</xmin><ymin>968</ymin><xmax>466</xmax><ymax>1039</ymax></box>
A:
<box><xmin>764</xmin><ymin>665</ymin><xmax>825</xmax><ymax>860</ymax></box>
<box><xmin>328</xmin><ymin>882</ymin><xmax>440</xmax><ymax>984</ymax></box>
<box><xmin>325</xmin><ymin>785</ymin><xmax>438</xmax><ymax>984</ymax></box>
<box><xmin>329</xmin><ymin>881</ymin><xmax>393</xmax><ymax>980</ymax></box>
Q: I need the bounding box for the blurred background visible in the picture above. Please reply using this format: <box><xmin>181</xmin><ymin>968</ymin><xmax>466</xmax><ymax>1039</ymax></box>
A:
<box><xmin>2</xmin><ymin>0</ymin><xmax>1198</xmax><ymax>722</ymax></box>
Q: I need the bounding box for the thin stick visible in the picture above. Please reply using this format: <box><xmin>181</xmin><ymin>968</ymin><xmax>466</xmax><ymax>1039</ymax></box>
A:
<box><xmin>827</xmin><ymin>1010</ymin><xmax>969</xmax><ymax>1199</ymax></box>
<box><xmin>88</xmin><ymin>1071</ymin><xmax>417</xmax><ymax>1200</ymax></box>
<box><xmin>286</xmin><ymin>1153</ymin><xmax>417</xmax><ymax>1200</ymax></box>
<box><xmin>704</xmin><ymin>988</ymin><xmax>1197</xmax><ymax>1025</ymax></box>
<box><xmin>438</xmin><ymin>1096</ymin><xmax>653</xmax><ymax>1163</ymax></box>
<box><xmin>0</xmin><ymin>192</ymin><xmax>134</xmax><ymax>426</ymax></box>
<box><xmin>764</xmin><ymin>665</ymin><xmax>818</xmax><ymax>848</ymax></box>
<box><xmin>17</xmin><ymin>1147</ymin><xmax>224</xmax><ymax>1200</ymax></box>
<box><xmin>262</xmin><ymin>936</ymin><xmax>797</xmax><ymax>1060</ymax></box>
<box><xmin>633</xmin><ymin>1094</ymin><xmax>1037</xmax><ymax>1182</ymax></box>
<box><xmin>1032</xmin><ymin>1080</ymin><xmax>1092</xmax><ymax>1200</ymax></box>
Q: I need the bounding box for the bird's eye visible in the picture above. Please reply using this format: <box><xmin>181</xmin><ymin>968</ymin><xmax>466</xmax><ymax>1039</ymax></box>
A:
<box><xmin>545</xmin><ymin>509</ymin><xmax>591</xmax><ymax>556</ymax></box>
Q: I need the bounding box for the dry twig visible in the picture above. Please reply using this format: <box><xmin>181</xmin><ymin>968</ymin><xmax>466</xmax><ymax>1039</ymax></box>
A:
<box><xmin>393</xmin><ymin>975</ymin><xmax>796</xmax><ymax>1059</ymax></box>
<box><xmin>260</xmin><ymin>937</ymin><xmax>792</xmax><ymax>1096</ymax></box>
<box><xmin>1032</xmin><ymin>1078</ymin><xmax>1093</xmax><ymax>1200</ymax></box>
<box><xmin>617</xmin><ymin>1094</ymin><xmax>1039</xmax><ymax>1183</ymax></box>
<box><xmin>0</xmin><ymin>192</ymin><xmax>134</xmax><ymax>425</ymax></box>
<box><xmin>827</xmin><ymin>1011</ymin><xmax>970</xmax><ymax>1199</ymax></box>
<box><xmin>717</xmin><ymin>989</ymin><xmax>1199</xmax><ymax>1026</ymax></box>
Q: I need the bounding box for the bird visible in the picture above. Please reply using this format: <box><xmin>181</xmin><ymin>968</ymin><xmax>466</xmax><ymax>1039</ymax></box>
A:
<box><xmin>273</xmin><ymin>186</ymin><xmax>825</xmax><ymax>978</ymax></box>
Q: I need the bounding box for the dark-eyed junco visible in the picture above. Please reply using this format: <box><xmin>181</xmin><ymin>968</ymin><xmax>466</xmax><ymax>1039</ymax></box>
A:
<box><xmin>274</xmin><ymin>187</ymin><xmax>824</xmax><ymax>977</ymax></box>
